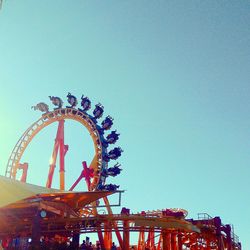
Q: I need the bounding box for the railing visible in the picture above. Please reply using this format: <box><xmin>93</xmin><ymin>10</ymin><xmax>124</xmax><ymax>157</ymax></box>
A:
<box><xmin>197</xmin><ymin>213</ymin><xmax>213</xmax><ymax>220</ymax></box>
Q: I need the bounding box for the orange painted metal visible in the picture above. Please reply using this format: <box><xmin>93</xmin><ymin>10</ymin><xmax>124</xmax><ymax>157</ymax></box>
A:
<box><xmin>6</xmin><ymin>108</ymin><xmax>103</xmax><ymax>191</ymax></box>
<box><xmin>3</xmin><ymin>106</ymin><xmax>242</xmax><ymax>250</ymax></box>
<box><xmin>59</xmin><ymin>120</ymin><xmax>65</xmax><ymax>190</ymax></box>
<box><xmin>0</xmin><ymin>205</ymin><xmax>242</xmax><ymax>250</ymax></box>
<box><xmin>123</xmin><ymin>220</ymin><xmax>130</xmax><ymax>250</ymax></box>
<box><xmin>102</xmin><ymin>196</ymin><xmax>123</xmax><ymax>248</ymax></box>
<box><xmin>18</xmin><ymin>163</ymin><xmax>28</xmax><ymax>182</ymax></box>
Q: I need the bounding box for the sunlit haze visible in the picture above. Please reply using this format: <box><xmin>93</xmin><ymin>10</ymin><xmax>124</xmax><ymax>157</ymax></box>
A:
<box><xmin>0</xmin><ymin>1</ymin><xmax>249</xmax><ymax>248</ymax></box>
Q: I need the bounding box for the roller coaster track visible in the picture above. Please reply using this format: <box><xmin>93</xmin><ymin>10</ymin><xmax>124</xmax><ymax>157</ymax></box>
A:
<box><xmin>5</xmin><ymin>108</ymin><xmax>105</xmax><ymax>190</ymax></box>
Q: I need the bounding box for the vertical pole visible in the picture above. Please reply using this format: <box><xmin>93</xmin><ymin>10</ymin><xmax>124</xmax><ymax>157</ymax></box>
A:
<box><xmin>157</xmin><ymin>233</ymin><xmax>162</xmax><ymax>250</ymax></box>
<box><xmin>138</xmin><ymin>227</ymin><xmax>145</xmax><ymax>250</ymax></box>
<box><xmin>177</xmin><ymin>232</ymin><xmax>182</xmax><ymax>250</ymax></box>
<box><xmin>150</xmin><ymin>228</ymin><xmax>155</xmax><ymax>248</ymax></box>
<box><xmin>167</xmin><ymin>232</ymin><xmax>171</xmax><ymax>250</ymax></box>
<box><xmin>46</xmin><ymin>122</ymin><xmax>61</xmax><ymax>188</ymax></box>
<box><xmin>31</xmin><ymin>211</ymin><xmax>41</xmax><ymax>249</ymax></box>
<box><xmin>59</xmin><ymin>120</ymin><xmax>65</xmax><ymax>190</ymax></box>
<box><xmin>72</xmin><ymin>232</ymin><xmax>80</xmax><ymax>249</ymax></box>
<box><xmin>146</xmin><ymin>228</ymin><xmax>155</xmax><ymax>248</ymax></box>
<box><xmin>171</xmin><ymin>233</ymin><xmax>177</xmax><ymax>250</ymax></box>
<box><xmin>162</xmin><ymin>230</ymin><xmax>167</xmax><ymax>250</ymax></box>
<box><xmin>104</xmin><ymin>222</ymin><xmax>112</xmax><ymax>249</ymax></box>
<box><xmin>97</xmin><ymin>230</ymin><xmax>105</xmax><ymax>250</ymax></box>
<box><xmin>162</xmin><ymin>230</ymin><xmax>171</xmax><ymax>250</ymax></box>
<box><xmin>123</xmin><ymin>220</ymin><xmax>130</xmax><ymax>250</ymax></box>
<box><xmin>46</xmin><ymin>120</ymin><xmax>66</xmax><ymax>189</ymax></box>
<box><xmin>19</xmin><ymin>163</ymin><xmax>28</xmax><ymax>182</ymax></box>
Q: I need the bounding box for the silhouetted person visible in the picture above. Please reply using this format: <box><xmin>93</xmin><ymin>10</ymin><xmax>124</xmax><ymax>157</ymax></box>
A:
<box><xmin>111</xmin><ymin>242</ymin><xmax>117</xmax><ymax>250</ymax></box>
<box><xmin>80</xmin><ymin>240</ymin><xmax>87</xmax><ymax>250</ymax></box>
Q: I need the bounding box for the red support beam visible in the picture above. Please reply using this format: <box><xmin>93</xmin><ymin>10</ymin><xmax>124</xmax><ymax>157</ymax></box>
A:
<box><xmin>18</xmin><ymin>163</ymin><xmax>28</xmax><ymax>182</ymax></box>
<box><xmin>123</xmin><ymin>220</ymin><xmax>130</xmax><ymax>250</ymax></box>
<box><xmin>59</xmin><ymin>120</ymin><xmax>65</xmax><ymax>190</ymax></box>
<box><xmin>46</xmin><ymin>120</ymin><xmax>66</xmax><ymax>189</ymax></box>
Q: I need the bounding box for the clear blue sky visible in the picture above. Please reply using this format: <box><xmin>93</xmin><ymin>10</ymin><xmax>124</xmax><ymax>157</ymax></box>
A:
<box><xmin>0</xmin><ymin>0</ymin><xmax>249</xmax><ymax>248</ymax></box>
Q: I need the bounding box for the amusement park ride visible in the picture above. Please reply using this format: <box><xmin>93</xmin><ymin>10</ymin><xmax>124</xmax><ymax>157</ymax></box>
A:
<box><xmin>0</xmin><ymin>93</ymin><xmax>242</xmax><ymax>250</ymax></box>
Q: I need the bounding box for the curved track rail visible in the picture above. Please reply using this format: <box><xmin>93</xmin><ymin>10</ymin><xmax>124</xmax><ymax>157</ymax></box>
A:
<box><xmin>5</xmin><ymin>108</ymin><xmax>106</xmax><ymax>191</ymax></box>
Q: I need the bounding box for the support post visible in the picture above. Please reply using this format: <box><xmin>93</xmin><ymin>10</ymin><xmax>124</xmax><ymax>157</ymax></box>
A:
<box><xmin>72</xmin><ymin>232</ymin><xmax>80</xmax><ymax>249</ymax></box>
<box><xmin>97</xmin><ymin>230</ymin><xmax>105</xmax><ymax>250</ymax></box>
<box><xmin>31</xmin><ymin>211</ymin><xmax>41</xmax><ymax>249</ymax></box>
<box><xmin>171</xmin><ymin>233</ymin><xmax>178</xmax><ymax>250</ymax></box>
<box><xmin>18</xmin><ymin>163</ymin><xmax>28</xmax><ymax>182</ymax></box>
<box><xmin>177</xmin><ymin>232</ymin><xmax>182</xmax><ymax>250</ymax></box>
<box><xmin>162</xmin><ymin>230</ymin><xmax>171</xmax><ymax>250</ymax></box>
<box><xmin>146</xmin><ymin>228</ymin><xmax>155</xmax><ymax>248</ymax></box>
<box><xmin>157</xmin><ymin>233</ymin><xmax>162</xmax><ymax>250</ymax></box>
<box><xmin>123</xmin><ymin>220</ymin><xmax>130</xmax><ymax>250</ymax></box>
<box><xmin>162</xmin><ymin>230</ymin><xmax>167</xmax><ymax>250</ymax></box>
<box><xmin>59</xmin><ymin>120</ymin><xmax>65</xmax><ymax>190</ymax></box>
<box><xmin>46</xmin><ymin>120</ymin><xmax>66</xmax><ymax>189</ymax></box>
<box><xmin>138</xmin><ymin>227</ymin><xmax>145</xmax><ymax>250</ymax></box>
<box><xmin>104</xmin><ymin>222</ymin><xmax>112</xmax><ymax>249</ymax></box>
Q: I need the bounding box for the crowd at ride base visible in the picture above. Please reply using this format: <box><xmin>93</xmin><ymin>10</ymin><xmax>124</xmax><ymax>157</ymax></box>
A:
<box><xmin>38</xmin><ymin>237</ymin><xmax>116</xmax><ymax>250</ymax></box>
<box><xmin>0</xmin><ymin>236</ymin><xmax>138</xmax><ymax>250</ymax></box>
<box><xmin>79</xmin><ymin>238</ymin><xmax>118</xmax><ymax>250</ymax></box>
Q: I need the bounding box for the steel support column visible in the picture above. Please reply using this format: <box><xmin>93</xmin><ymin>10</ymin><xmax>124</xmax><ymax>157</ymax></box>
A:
<box><xmin>123</xmin><ymin>220</ymin><xmax>130</xmax><ymax>250</ymax></box>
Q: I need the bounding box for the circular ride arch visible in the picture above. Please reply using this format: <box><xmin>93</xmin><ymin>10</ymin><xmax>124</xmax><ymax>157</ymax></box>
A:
<box><xmin>5</xmin><ymin>94</ymin><xmax>122</xmax><ymax>192</ymax></box>
<box><xmin>3</xmin><ymin>93</ymin><xmax>241</xmax><ymax>250</ymax></box>
<box><xmin>6</xmin><ymin>108</ymin><xmax>104</xmax><ymax>191</ymax></box>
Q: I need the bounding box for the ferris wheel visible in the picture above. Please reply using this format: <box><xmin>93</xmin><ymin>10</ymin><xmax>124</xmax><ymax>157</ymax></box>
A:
<box><xmin>5</xmin><ymin>93</ymin><xmax>123</xmax><ymax>192</ymax></box>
